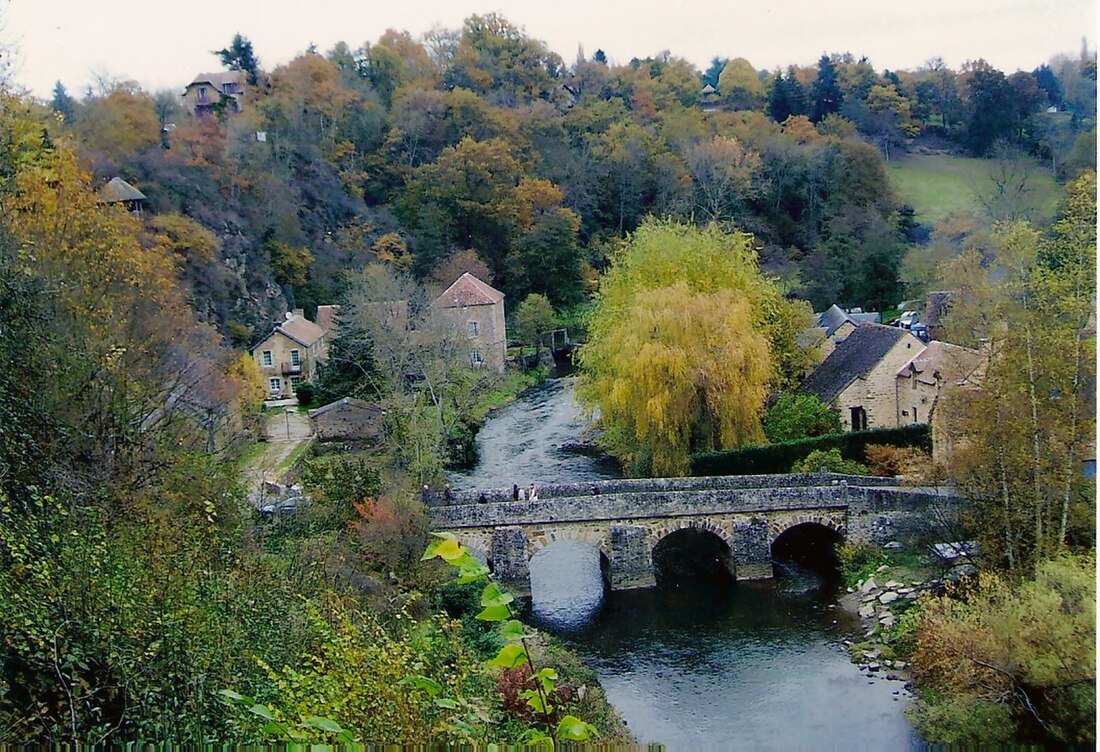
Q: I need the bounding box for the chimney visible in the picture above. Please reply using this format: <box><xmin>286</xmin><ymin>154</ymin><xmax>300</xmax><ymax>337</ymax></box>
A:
<box><xmin>292</xmin><ymin>308</ymin><xmax>304</xmax><ymax>319</ymax></box>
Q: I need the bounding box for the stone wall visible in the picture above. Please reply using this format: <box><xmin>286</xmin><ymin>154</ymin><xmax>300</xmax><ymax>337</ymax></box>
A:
<box><xmin>433</xmin><ymin>472</ymin><xmax>910</xmax><ymax>507</ymax></box>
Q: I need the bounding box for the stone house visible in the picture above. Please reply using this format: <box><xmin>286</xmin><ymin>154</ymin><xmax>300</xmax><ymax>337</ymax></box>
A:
<box><xmin>250</xmin><ymin>309</ymin><xmax>331</xmax><ymax>398</ymax></box>
<box><xmin>811</xmin><ymin>304</ymin><xmax>882</xmax><ymax>358</ymax></box>
<box><xmin>308</xmin><ymin>397</ymin><xmax>386</xmax><ymax>444</ymax></box>
<box><xmin>895</xmin><ymin>340</ymin><xmax>984</xmax><ymax>428</ymax></box>
<box><xmin>801</xmin><ymin>324</ymin><xmax>925</xmax><ymax>431</ymax></box>
<box><xmin>182</xmin><ymin>71</ymin><xmax>245</xmax><ymax>117</ymax></box>
<box><xmin>431</xmin><ymin>273</ymin><xmax>507</xmax><ymax>373</ymax></box>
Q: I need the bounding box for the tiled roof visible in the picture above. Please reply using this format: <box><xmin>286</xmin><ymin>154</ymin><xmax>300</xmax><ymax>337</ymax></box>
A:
<box><xmin>185</xmin><ymin>70</ymin><xmax>245</xmax><ymax>91</ymax></box>
<box><xmin>432</xmin><ymin>272</ymin><xmax>504</xmax><ymax>308</ymax></box>
<box><xmin>815</xmin><ymin>304</ymin><xmax>882</xmax><ymax>337</ymax></box>
<box><xmin>277</xmin><ymin>315</ymin><xmax>324</xmax><ymax>347</ymax></box>
<box><xmin>801</xmin><ymin>324</ymin><xmax>909</xmax><ymax>403</ymax></box>
<box><xmin>897</xmin><ymin>340</ymin><xmax>983</xmax><ymax>386</ymax></box>
<box><xmin>98</xmin><ymin>177</ymin><xmax>146</xmax><ymax>203</ymax></box>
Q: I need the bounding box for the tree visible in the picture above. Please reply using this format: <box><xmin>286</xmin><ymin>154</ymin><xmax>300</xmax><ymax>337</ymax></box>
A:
<box><xmin>909</xmin><ymin>555</ymin><xmax>1095</xmax><ymax>745</ymax></box>
<box><xmin>215</xmin><ymin>33</ymin><xmax>260</xmax><ymax>85</ymax></box>
<box><xmin>768</xmin><ymin>69</ymin><xmax>808</xmax><ymax>124</ymax></box>
<box><xmin>763</xmin><ymin>393</ymin><xmax>841</xmax><ymax>442</ymax></box>
<box><xmin>512</xmin><ymin>293</ymin><xmax>557</xmax><ymax>360</ymax></box>
<box><xmin>50</xmin><ymin>81</ymin><xmax>75</xmax><ymax>123</ymax></box>
<box><xmin>717</xmin><ymin>58</ymin><xmax>766</xmax><ymax>111</ymax></box>
<box><xmin>937</xmin><ymin>172</ymin><xmax>1096</xmax><ymax>573</ymax></box>
<box><xmin>577</xmin><ymin>219</ymin><xmax>814</xmax><ymax>476</ymax></box>
<box><xmin>809</xmin><ymin>54</ymin><xmax>843</xmax><ymax>122</ymax></box>
<box><xmin>683</xmin><ymin>135</ymin><xmax>760</xmax><ymax>222</ymax></box>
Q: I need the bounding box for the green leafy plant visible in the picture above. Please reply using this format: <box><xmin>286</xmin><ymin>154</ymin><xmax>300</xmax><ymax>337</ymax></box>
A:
<box><xmin>421</xmin><ymin>533</ymin><xmax>599</xmax><ymax>744</ymax></box>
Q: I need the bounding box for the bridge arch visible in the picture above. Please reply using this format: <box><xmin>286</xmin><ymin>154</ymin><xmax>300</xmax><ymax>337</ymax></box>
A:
<box><xmin>770</xmin><ymin>520</ymin><xmax>844</xmax><ymax>579</ymax></box>
<box><xmin>651</xmin><ymin>522</ymin><xmax>736</xmax><ymax>587</ymax></box>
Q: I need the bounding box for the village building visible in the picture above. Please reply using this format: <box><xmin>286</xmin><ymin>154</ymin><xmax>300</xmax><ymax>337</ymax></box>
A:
<box><xmin>810</xmin><ymin>304</ymin><xmax>883</xmax><ymax>358</ymax></box>
<box><xmin>97</xmin><ymin>177</ymin><xmax>147</xmax><ymax>213</ymax></box>
<box><xmin>800</xmin><ymin>324</ymin><xmax>925</xmax><ymax>431</ymax></box>
<box><xmin>895</xmin><ymin>340</ymin><xmax>985</xmax><ymax>464</ymax></box>
<box><xmin>431</xmin><ymin>273</ymin><xmax>507</xmax><ymax>373</ymax></box>
<box><xmin>250</xmin><ymin>309</ymin><xmax>332</xmax><ymax>399</ymax></box>
<box><xmin>182</xmin><ymin>71</ymin><xmax>246</xmax><ymax>117</ymax></box>
<box><xmin>308</xmin><ymin>397</ymin><xmax>386</xmax><ymax>444</ymax></box>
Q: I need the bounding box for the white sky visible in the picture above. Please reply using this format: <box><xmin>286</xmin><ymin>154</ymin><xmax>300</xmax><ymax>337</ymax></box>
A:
<box><xmin>3</xmin><ymin>0</ymin><xmax>1097</xmax><ymax>99</ymax></box>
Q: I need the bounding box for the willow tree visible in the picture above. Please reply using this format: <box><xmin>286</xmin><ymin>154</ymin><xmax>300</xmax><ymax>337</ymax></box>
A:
<box><xmin>577</xmin><ymin>219</ymin><xmax>814</xmax><ymax>476</ymax></box>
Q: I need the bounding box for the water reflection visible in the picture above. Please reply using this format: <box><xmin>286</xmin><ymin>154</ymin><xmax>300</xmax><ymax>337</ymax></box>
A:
<box><xmin>564</xmin><ymin>582</ymin><xmax>921</xmax><ymax>750</ymax></box>
<box><xmin>529</xmin><ymin>540</ymin><xmax>608</xmax><ymax>630</ymax></box>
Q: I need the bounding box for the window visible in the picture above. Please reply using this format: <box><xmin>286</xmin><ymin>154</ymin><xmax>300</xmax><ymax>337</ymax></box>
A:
<box><xmin>470</xmin><ymin>350</ymin><xmax>484</xmax><ymax>367</ymax></box>
<box><xmin>262</xmin><ymin>350</ymin><xmax>273</xmax><ymax>367</ymax></box>
<box><xmin>467</xmin><ymin>320</ymin><xmax>480</xmax><ymax>338</ymax></box>
<box><xmin>912</xmin><ymin>406</ymin><xmax>919</xmax><ymax>424</ymax></box>
<box><xmin>290</xmin><ymin>376</ymin><xmax>301</xmax><ymax>390</ymax></box>
<box><xmin>850</xmin><ymin>406</ymin><xmax>868</xmax><ymax>431</ymax></box>
<box><xmin>290</xmin><ymin>349</ymin><xmax>301</xmax><ymax>367</ymax></box>
<box><xmin>197</xmin><ymin>86</ymin><xmax>207</xmax><ymax>102</ymax></box>
<box><xmin>223</xmin><ymin>82</ymin><xmax>238</xmax><ymax>94</ymax></box>
<box><xmin>269</xmin><ymin>377</ymin><xmax>281</xmax><ymax>392</ymax></box>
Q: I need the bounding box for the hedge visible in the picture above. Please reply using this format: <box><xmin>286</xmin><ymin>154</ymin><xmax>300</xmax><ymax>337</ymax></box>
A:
<box><xmin>690</xmin><ymin>424</ymin><xmax>931</xmax><ymax>477</ymax></box>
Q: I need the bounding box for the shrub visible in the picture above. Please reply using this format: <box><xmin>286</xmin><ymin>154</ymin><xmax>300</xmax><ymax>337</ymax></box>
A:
<box><xmin>763</xmin><ymin>393</ymin><xmax>841</xmax><ymax>442</ymax></box>
<box><xmin>909</xmin><ymin>554</ymin><xmax>1096</xmax><ymax>745</ymax></box>
<box><xmin>691</xmin><ymin>424</ymin><xmax>930</xmax><ymax>476</ymax></box>
<box><xmin>792</xmin><ymin>448</ymin><xmax>869</xmax><ymax>475</ymax></box>
<box><xmin>350</xmin><ymin>496</ymin><xmax>429</xmax><ymax>576</ymax></box>
<box><xmin>294</xmin><ymin>381</ymin><xmax>316</xmax><ymax>406</ymax></box>
<box><xmin>838</xmin><ymin>541</ymin><xmax>884</xmax><ymax>588</ymax></box>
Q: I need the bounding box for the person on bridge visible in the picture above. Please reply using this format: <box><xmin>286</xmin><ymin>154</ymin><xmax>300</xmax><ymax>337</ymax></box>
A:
<box><xmin>512</xmin><ymin>484</ymin><xmax>520</xmax><ymax>501</ymax></box>
<box><xmin>529</xmin><ymin>484</ymin><xmax>539</xmax><ymax>501</ymax></box>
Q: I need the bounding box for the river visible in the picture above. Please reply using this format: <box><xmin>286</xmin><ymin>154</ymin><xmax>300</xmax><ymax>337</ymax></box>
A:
<box><xmin>451</xmin><ymin>376</ymin><xmax>922</xmax><ymax>750</ymax></box>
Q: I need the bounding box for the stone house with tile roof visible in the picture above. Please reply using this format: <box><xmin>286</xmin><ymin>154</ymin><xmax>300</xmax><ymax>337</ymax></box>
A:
<box><xmin>250</xmin><ymin>309</ymin><xmax>332</xmax><ymax>398</ymax></box>
<box><xmin>801</xmin><ymin>324</ymin><xmax>925</xmax><ymax>431</ymax></box>
<box><xmin>183</xmin><ymin>71</ymin><xmax>246</xmax><ymax>117</ymax></box>
<box><xmin>431</xmin><ymin>273</ymin><xmax>507</xmax><ymax>373</ymax></box>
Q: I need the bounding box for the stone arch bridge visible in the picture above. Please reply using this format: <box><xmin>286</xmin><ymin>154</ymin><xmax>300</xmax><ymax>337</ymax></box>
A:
<box><xmin>428</xmin><ymin>473</ymin><xmax>958</xmax><ymax>593</ymax></box>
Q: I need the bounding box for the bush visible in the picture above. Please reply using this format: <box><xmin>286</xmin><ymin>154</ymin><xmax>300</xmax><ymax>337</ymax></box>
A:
<box><xmin>792</xmin><ymin>448</ymin><xmax>869</xmax><ymax>475</ymax></box>
<box><xmin>691</xmin><ymin>424</ymin><xmax>930</xmax><ymax>476</ymax></box>
<box><xmin>838</xmin><ymin>541</ymin><xmax>884</xmax><ymax>588</ymax></box>
<box><xmin>294</xmin><ymin>381</ymin><xmax>316</xmax><ymax>406</ymax></box>
<box><xmin>763</xmin><ymin>393</ymin><xmax>841</xmax><ymax>442</ymax></box>
<box><xmin>909</xmin><ymin>554</ymin><xmax>1096</xmax><ymax>745</ymax></box>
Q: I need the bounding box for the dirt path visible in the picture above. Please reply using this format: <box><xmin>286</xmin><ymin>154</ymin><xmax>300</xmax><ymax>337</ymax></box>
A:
<box><xmin>243</xmin><ymin>406</ymin><xmax>313</xmax><ymax>504</ymax></box>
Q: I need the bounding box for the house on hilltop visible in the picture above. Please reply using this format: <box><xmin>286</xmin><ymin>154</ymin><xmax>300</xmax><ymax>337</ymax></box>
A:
<box><xmin>431</xmin><ymin>273</ymin><xmax>507</xmax><ymax>373</ymax></box>
<box><xmin>251</xmin><ymin>309</ymin><xmax>332</xmax><ymax>399</ymax></box>
<box><xmin>800</xmin><ymin>324</ymin><xmax>924</xmax><ymax>431</ymax></box>
<box><xmin>183</xmin><ymin>71</ymin><xmax>246</xmax><ymax>117</ymax></box>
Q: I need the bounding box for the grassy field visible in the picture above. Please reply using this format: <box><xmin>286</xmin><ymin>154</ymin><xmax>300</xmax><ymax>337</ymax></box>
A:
<box><xmin>886</xmin><ymin>152</ymin><xmax>1062</xmax><ymax>226</ymax></box>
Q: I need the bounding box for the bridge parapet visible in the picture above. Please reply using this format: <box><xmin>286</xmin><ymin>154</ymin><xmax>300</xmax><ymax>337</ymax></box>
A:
<box><xmin>434</xmin><ymin>472</ymin><xmax>914</xmax><ymax>506</ymax></box>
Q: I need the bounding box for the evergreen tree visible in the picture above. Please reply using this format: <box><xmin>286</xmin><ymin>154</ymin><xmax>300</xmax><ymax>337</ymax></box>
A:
<box><xmin>50</xmin><ymin>81</ymin><xmax>75</xmax><ymax>123</ymax></box>
<box><xmin>810</xmin><ymin>54</ymin><xmax>843</xmax><ymax>122</ymax></box>
<box><xmin>214</xmin><ymin>33</ymin><xmax>260</xmax><ymax>85</ymax></box>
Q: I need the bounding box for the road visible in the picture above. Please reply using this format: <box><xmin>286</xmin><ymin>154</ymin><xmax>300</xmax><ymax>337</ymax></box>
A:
<box><xmin>243</xmin><ymin>405</ymin><xmax>313</xmax><ymax>505</ymax></box>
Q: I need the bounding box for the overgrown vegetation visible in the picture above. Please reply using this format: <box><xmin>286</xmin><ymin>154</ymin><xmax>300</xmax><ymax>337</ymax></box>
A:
<box><xmin>691</xmin><ymin>424</ymin><xmax>930</xmax><ymax>476</ymax></box>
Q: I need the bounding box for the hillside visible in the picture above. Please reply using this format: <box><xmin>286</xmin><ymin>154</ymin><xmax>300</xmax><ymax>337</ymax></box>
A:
<box><xmin>886</xmin><ymin>151</ymin><xmax>1062</xmax><ymax>225</ymax></box>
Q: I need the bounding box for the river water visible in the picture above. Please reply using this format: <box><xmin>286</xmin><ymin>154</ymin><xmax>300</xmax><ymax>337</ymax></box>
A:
<box><xmin>452</xmin><ymin>377</ymin><xmax>921</xmax><ymax>750</ymax></box>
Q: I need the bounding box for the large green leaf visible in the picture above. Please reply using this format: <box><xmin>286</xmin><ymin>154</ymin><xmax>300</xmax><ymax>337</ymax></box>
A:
<box><xmin>557</xmin><ymin>714</ymin><xmax>599</xmax><ymax>741</ymax></box>
<box><xmin>534</xmin><ymin>667</ymin><xmax>558</xmax><ymax>694</ymax></box>
<box><xmin>476</xmin><ymin>603</ymin><xmax>512</xmax><ymax>621</ymax></box>
<box><xmin>300</xmin><ymin>715</ymin><xmax>344</xmax><ymax>734</ymax></box>
<box><xmin>499</xmin><ymin>619</ymin><xmax>529</xmax><ymax>642</ymax></box>
<box><xmin>480</xmin><ymin>582</ymin><xmax>515</xmax><ymax>607</ymax></box>
<box><xmin>489</xmin><ymin>643</ymin><xmax>528</xmax><ymax>668</ymax></box>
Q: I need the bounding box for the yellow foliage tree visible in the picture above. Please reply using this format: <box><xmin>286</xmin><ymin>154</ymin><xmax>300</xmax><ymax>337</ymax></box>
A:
<box><xmin>578</xmin><ymin>219</ymin><xmax>814</xmax><ymax>475</ymax></box>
